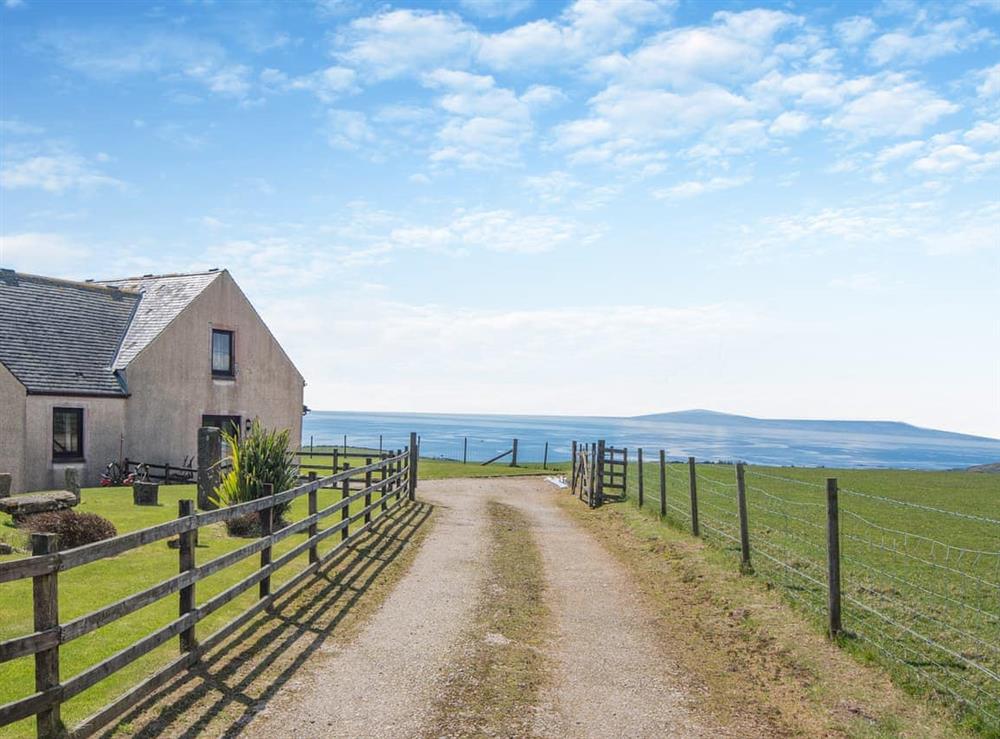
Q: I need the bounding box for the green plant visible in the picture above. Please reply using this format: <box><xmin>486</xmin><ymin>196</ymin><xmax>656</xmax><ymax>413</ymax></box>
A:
<box><xmin>20</xmin><ymin>510</ymin><xmax>118</xmax><ymax>549</ymax></box>
<box><xmin>211</xmin><ymin>420</ymin><xmax>298</xmax><ymax>530</ymax></box>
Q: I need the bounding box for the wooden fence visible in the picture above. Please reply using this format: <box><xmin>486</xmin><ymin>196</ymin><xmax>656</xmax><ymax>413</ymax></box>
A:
<box><xmin>569</xmin><ymin>440</ymin><xmax>627</xmax><ymax>508</ymax></box>
<box><xmin>0</xmin><ymin>435</ymin><xmax>420</xmax><ymax>738</ymax></box>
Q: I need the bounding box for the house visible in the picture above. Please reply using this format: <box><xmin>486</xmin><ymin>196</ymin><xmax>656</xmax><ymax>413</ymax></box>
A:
<box><xmin>0</xmin><ymin>268</ymin><xmax>304</xmax><ymax>493</ymax></box>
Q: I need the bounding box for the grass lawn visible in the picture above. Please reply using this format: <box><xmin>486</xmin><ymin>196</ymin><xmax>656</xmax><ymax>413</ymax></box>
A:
<box><xmin>0</xmin><ymin>454</ymin><xmax>565</xmax><ymax>737</ymax></box>
<box><xmin>620</xmin><ymin>462</ymin><xmax>1000</xmax><ymax>735</ymax></box>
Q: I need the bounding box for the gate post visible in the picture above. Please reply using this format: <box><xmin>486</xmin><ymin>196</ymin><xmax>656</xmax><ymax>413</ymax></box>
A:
<box><xmin>596</xmin><ymin>440</ymin><xmax>606</xmax><ymax>506</ymax></box>
<box><xmin>197</xmin><ymin>427</ymin><xmax>222</xmax><ymax>510</ymax></box>
<box><xmin>570</xmin><ymin>441</ymin><xmax>577</xmax><ymax>492</ymax></box>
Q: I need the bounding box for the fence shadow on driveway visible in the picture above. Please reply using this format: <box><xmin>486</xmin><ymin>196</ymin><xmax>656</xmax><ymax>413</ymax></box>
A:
<box><xmin>100</xmin><ymin>501</ymin><xmax>434</xmax><ymax>738</ymax></box>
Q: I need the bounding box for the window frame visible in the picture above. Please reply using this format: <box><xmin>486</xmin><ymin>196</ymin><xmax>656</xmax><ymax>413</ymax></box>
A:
<box><xmin>52</xmin><ymin>407</ymin><xmax>84</xmax><ymax>462</ymax></box>
<box><xmin>211</xmin><ymin>328</ymin><xmax>235</xmax><ymax>378</ymax></box>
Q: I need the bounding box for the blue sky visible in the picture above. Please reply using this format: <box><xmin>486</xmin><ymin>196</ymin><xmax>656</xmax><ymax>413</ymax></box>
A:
<box><xmin>1</xmin><ymin>0</ymin><xmax>998</xmax><ymax>437</ymax></box>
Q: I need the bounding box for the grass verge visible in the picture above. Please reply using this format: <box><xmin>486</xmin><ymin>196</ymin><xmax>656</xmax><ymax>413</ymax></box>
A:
<box><xmin>556</xmin><ymin>493</ymin><xmax>970</xmax><ymax>739</ymax></box>
<box><xmin>427</xmin><ymin>500</ymin><xmax>552</xmax><ymax>737</ymax></box>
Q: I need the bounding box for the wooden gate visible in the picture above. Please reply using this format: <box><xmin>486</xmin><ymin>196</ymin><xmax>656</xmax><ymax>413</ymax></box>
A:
<box><xmin>570</xmin><ymin>440</ymin><xmax>627</xmax><ymax>508</ymax></box>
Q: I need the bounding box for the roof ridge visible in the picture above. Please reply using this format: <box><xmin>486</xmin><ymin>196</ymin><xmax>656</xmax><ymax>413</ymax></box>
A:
<box><xmin>93</xmin><ymin>269</ymin><xmax>225</xmax><ymax>283</ymax></box>
<box><xmin>1</xmin><ymin>271</ymin><xmax>141</xmax><ymax>296</ymax></box>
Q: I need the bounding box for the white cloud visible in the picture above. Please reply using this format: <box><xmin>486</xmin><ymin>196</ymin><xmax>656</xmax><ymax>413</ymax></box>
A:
<box><xmin>823</xmin><ymin>74</ymin><xmax>958</xmax><ymax>137</ymax></box>
<box><xmin>333</xmin><ymin>9</ymin><xmax>478</xmax><ymax>80</ymax></box>
<box><xmin>387</xmin><ymin>209</ymin><xmax>598</xmax><ymax>254</ymax></box>
<box><xmin>39</xmin><ymin>30</ymin><xmax>254</xmax><ymax>98</ymax></box>
<box><xmin>834</xmin><ymin>16</ymin><xmax>877</xmax><ymax>46</ymax></box>
<box><xmin>261</xmin><ymin>65</ymin><xmax>357</xmax><ymax>102</ymax></box>
<box><xmin>769</xmin><ymin>111</ymin><xmax>811</xmax><ymax>136</ymax></box>
<box><xmin>1</xmin><ymin>151</ymin><xmax>124</xmax><ymax>192</ymax></box>
<box><xmin>0</xmin><ymin>119</ymin><xmax>43</xmax><ymax>135</ymax></box>
<box><xmin>0</xmin><ymin>233</ymin><xmax>90</xmax><ymax>273</ymax></box>
<box><xmin>4</xmin><ymin>0</ymin><xmax>25</xmax><ymax>9</ymax></box>
<box><xmin>653</xmin><ymin>175</ymin><xmax>748</xmax><ymax>200</ymax></box>
<box><xmin>868</xmin><ymin>19</ymin><xmax>993</xmax><ymax>66</ymax></box>
<box><xmin>977</xmin><ymin>63</ymin><xmax>1000</xmax><ymax>98</ymax></box>
<box><xmin>965</xmin><ymin>120</ymin><xmax>1000</xmax><ymax>144</ymax></box>
<box><xmin>910</xmin><ymin>143</ymin><xmax>982</xmax><ymax>173</ymax></box>
<box><xmin>477</xmin><ymin>0</ymin><xmax>674</xmax><ymax>70</ymax></box>
<box><xmin>324</xmin><ymin>109</ymin><xmax>376</xmax><ymax>150</ymax></box>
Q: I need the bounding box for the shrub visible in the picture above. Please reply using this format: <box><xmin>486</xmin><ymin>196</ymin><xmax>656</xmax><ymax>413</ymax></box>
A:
<box><xmin>20</xmin><ymin>510</ymin><xmax>117</xmax><ymax>550</ymax></box>
<box><xmin>224</xmin><ymin>511</ymin><xmax>259</xmax><ymax>538</ymax></box>
<box><xmin>212</xmin><ymin>420</ymin><xmax>298</xmax><ymax>530</ymax></box>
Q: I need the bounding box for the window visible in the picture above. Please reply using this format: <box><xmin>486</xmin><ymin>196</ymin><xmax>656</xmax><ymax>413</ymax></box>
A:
<box><xmin>52</xmin><ymin>408</ymin><xmax>83</xmax><ymax>461</ymax></box>
<box><xmin>211</xmin><ymin>329</ymin><xmax>234</xmax><ymax>377</ymax></box>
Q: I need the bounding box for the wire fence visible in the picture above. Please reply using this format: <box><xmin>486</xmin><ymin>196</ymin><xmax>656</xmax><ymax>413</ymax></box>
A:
<box><xmin>299</xmin><ymin>433</ymin><xmax>569</xmax><ymax>467</ymax></box>
<box><xmin>621</xmin><ymin>454</ymin><xmax>1000</xmax><ymax>732</ymax></box>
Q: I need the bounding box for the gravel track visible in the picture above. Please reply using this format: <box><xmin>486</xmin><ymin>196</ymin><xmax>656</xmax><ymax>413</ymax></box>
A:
<box><xmin>249</xmin><ymin>477</ymin><xmax>730</xmax><ymax>738</ymax></box>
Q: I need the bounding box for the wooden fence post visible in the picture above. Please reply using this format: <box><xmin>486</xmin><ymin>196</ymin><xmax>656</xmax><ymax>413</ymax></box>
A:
<box><xmin>596</xmin><ymin>440</ymin><xmax>606</xmax><ymax>505</ymax></box>
<box><xmin>379</xmin><ymin>456</ymin><xmax>388</xmax><ymax>512</ymax></box>
<box><xmin>658</xmin><ymin>450</ymin><xmax>666</xmax><ymax>517</ymax></box>
<box><xmin>343</xmin><ymin>434</ymin><xmax>347</xmax><ymax>456</ymax></box>
<box><xmin>408</xmin><ymin>432</ymin><xmax>418</xmax><ymax>500</ymax></box>
<box><xmin>307</xmin><ymin>472</ymin><xmax>319</xmax><ymax>564</ymax></box>
<box><xmin>178</xmin><ymin>500</ymin><xmax>197</xmax><ymax>654</ymax></box>
<box><xmin>364</xmin><ymin>458</ymin><xmax>373</xmax><ymax>525</ymax></box>
<box><xmin>543</xmin><ymin>441</ymin><xmax>549</xmax><ymax>470</ymax></box>
<box><xmin>463</xmin><ymin>437</ymin><xmax>468</xmax><ymax>465</ymax></box>
<box><xmin>379</xmin><ymin>434</ymin><xmax>383</xmax><ymax>454</ymax></box>
<box><xmin>32</xmin><ymin>532</ymin><xmax>60</xmax><ymax>738</ymax></box>
<box><xmin>332</xmin><ymin>448</ymin><xmax>339</xmax><ymax>474</ymax></box>
<box><xmin>622</xmin><ymin>448</ymin><xmax>628</xmax><ymax>497</ymax></box>
<box><xmin>395</xmin><ymin>450</ymin><xmax>403</xmax><ymax>501</ymax></box>
<box><xmin>826</xmin><ymin>478</ymin><xmax>842</xmax><ymax>638</ymax></box>
<box><xmin>588</xmin><ymin>442</ymin><xmax>597</xmax><ymax>506</ymax></box>
<box><xmin>637</xmin><ymin>448</ymin><xmax>644</xmax><ymax>508</ymax></box>
<box><xmin>341</xmin><ymin>465</ymin><xmax>351</xmax><ymax>542</ymax></box>
<box><xmin>735</xmin><ymin>463</ymin><xmax>752</xmax><ymax>572</ymax></box>
<box><xmin>570</xmin><ymin>441</ymin><xmax>577</xmax><ymax>492</ymax></box>
<box><xmin>259</xmin><ymin>483</ymin><xmax>274</xmax><ymax>599</ymax></box>
<box><xmin>510</xmin><ymin>438</ymin><xmax>518</xmax><ymax>467</ymax></box>
<box><xmin>688</xmin><ymin>457</ymin><xmax>700</xmax><ymax>537</ymax></box>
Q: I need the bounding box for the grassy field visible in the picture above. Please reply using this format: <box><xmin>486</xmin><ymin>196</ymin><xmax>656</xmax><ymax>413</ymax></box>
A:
<box><xmin>620</xmin><ymin>461</ymin><xmax>1000</xmax><ymax>735</ymax></box>
<box><xmin>0</xmin><ymin>453</ymin><xmax>564</xmax><ymax>737</ymax></box>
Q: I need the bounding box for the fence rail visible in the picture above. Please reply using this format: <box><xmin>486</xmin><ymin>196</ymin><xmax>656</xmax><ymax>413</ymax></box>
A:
<box><xmin>565</xmin><ymin>441</ymin><xmax>1000</xmax><ymax>731</ymax></box>
<box><xmin>0</xmin><ymin>436</ymin><xmax>420</xmax><ymax>738</ymax></box>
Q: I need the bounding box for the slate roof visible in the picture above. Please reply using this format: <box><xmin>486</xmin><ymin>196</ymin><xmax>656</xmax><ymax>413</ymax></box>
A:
<box><xmin>0</xmin><ymin>270</ymin><xmax>139</xmax><ymax>395</ymax></box>
<box><xmin>95</xmin><ymin>271</ymin><xmax>221</xmax><ymax>369</ymax></box>
<box><xmin>0</xmin><ymin>269</ymin><xmax>221</xmax><ymax>395</ymax></box>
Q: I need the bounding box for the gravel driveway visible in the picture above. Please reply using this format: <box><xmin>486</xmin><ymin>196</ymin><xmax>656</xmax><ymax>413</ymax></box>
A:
<box><xmin>248</xmin><ymin>477</ymin><xmax>723</xmax><ymax>738</ymax></box>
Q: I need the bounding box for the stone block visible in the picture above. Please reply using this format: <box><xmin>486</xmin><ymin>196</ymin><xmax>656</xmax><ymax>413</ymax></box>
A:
<box><xmin>133</xmin><ymin>481</ymin><xmax>160</xmax><ymax>506</ymax></box>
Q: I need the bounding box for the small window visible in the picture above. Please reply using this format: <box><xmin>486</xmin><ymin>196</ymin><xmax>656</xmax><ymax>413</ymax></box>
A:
<box><xmin>53</xmin><ymin>408</ymin><xmax>84</xmax><ymax>461</ymax></box>
<box><xmin>212</xmin><ymin>329</ymin><xmax>234</xmax><ymax>377</ymax></box>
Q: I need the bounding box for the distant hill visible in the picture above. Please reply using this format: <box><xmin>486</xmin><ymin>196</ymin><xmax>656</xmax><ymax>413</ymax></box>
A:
<box><xmin>632</xmin><ymin>409</ymin><xmax>999</xmax><ymax>444</ymax></box>
<box><xmin>967</xmin><ymin>462</ymin><xmax>1000</xmax><ymax>473</ymax></box>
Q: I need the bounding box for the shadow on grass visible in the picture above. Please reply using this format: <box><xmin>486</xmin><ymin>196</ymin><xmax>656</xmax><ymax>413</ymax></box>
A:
<box><xmin>99</xmin><ymin>501</ymin><xmax>433</xmax><ymax>738</ymax></box>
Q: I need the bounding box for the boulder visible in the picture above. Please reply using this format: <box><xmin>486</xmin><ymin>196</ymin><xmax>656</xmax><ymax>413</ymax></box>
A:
<box><xmin>0</xmin><ymin>542</ymin><xmax>13</xmax><ymax>555</ymax></box>
<box><xmin>133</xmin><ymin>481</ymin><xmax>160</xmax><ymax>506</ymax></box>
<box><xmin>0</xmin><ymin>490</ymin><xmax>79</xmax><ymax>518</ymax></box>
<box><xmin>0</xmin><ymin>473</ymin><xmax>11</xmax><ymax>499</ymax></box>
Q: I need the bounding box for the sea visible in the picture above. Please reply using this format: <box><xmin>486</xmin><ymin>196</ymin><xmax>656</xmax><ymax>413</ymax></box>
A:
<box><xmin>302</xmin><ymin>410</ymin><xmax>1000</xmax><ymax>471</ymax></box>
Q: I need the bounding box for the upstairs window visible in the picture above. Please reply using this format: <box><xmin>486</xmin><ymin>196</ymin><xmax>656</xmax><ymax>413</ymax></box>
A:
<box><xmin>212</xmin><ymin>329</ymin><xmax>234</xmax><ymax>377</ymax></box>
<box><xmin>52</xmin><ymin>408</ymin><xmax>84</xmax><ymax>461</ymax></box>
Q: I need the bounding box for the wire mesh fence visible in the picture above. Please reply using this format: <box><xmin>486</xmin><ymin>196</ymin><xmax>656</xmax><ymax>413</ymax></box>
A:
<box><xmin>299</xmin><ymin>433</ymin><xmax>570</xmax><ymax>467</ymax></box>
<box><xmin>621</xmin><ymin>452</ymin><xmax>1000</xmax><ymax>732</ymax></box>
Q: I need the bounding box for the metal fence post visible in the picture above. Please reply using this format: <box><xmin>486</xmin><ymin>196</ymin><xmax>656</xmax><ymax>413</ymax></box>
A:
<box><xmin>658</xmin><ymin>450</ymin><xmax>667</xmax><ymax>517</ymax></box>
<box><xmin>735</xmin><ymin>463</ymin><xmax>752</xmax><ymax>572</ymax></box>
<box><xmin>178</xmin><ymin>500</ymin><xmax>197</xmax><ymax>654</ymax></box>
<box><xmin>688</xmin><ymin>457</ymin><xmax>699</xmax><ymax>537</ymax></box>
<box><xmin>637</xmin><ymin>448</ymin><xmax>644</xmax><ymax>508</ymax></box>
<box><xmin>32</xmin><ymin>533</ymin><xmax>60</xmax><ymax>738</ymax></box>
<box><xmin>827</xmin><ymin>478</ymin><xmax>842</xmax><ymax>637</ymax></box>
<box><xmin>307</xmin><ymin>471</ymin><xmax>319</xmax><ymax>564</ymax></box>
<box><xmin>511</xmin><ymin>438</ymin><xmax>518</xmax><ymax>467</ymax></box>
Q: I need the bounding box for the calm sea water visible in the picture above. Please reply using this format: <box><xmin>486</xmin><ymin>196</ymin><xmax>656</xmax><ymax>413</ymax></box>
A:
<box><xmin>302</xmin><ymin>411</ymin><xmax>1000</xmax><ymax>470</ymax></box>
